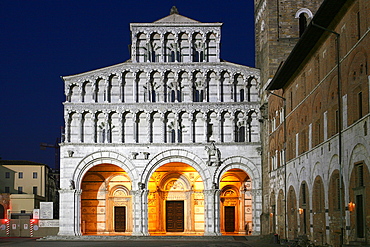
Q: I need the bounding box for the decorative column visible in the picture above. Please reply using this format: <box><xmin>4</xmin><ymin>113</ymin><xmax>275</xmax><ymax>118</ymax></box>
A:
<box><xmin>133</xmin><ymin>114</ymin><xmax>139</xmax><ymax>143</ymax></box>
<box><xmin>133</xmin><ymin>75</ymin><xmax>138</xmax><ymax>103</ymax></box>
<box><xmin>65</xmin><ymin>113</ymin><xmax>71</xmax><ymax>143</ymax></box>
<box><xmin>217</xmin><ymin>114</ymin><xmax>222</xmax><ymax>143</ymax></box>
<box><xmin>177</xmin><ymin>114</ymin><xmax>182</xmax><ymax>143</ymax></box>
<box><xmin>79</xmin><ymin>112</ymin><xmax>83</xmax><ymax>143</ymax></box>
<box><xmin>161</xmin><ymin>114</ymin><xmax>167</xmax><ymax>143</ymax></box>
<box><xmin>104</xmin><ymin>112</ymin><xmax>109</xmax><ymax>143</ymax></box>
<box><xmin>204</xmin><ymin>188</ymin><xmax>221</xmax><ymax>236</ymax></box>
<box><xmin>147</xmin><ymin>113</ymin><xmax>152</xmax><ymax>143</ymax></box>
<box><xmin>189</xmin><ymin>114</ymin><xmax>194</xmax><ymax>143</ymax></box>
<box><xmin>203</xmin><ymin>115</ymin><xmax>208</xmax><ymax>142</ymax></box>
<box><xmin>132</xmin><ymin>188</ymin><xmax>149</xmax><ymax>236</ymax></box>
<box><xmin>58</xmin><ymin>189</ymin><xmax>82</xmax><ymax>236</ymax></box>
<box><xmin>230</xmin><ymin>115</ymin><xmax>236</xmax><ymax>142</ymax></box>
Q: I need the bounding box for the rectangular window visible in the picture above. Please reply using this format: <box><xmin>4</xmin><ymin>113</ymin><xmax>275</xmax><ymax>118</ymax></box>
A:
<box><xmin>5</xmin><ymin>187</ymin><xmax>10</xmax><ymax>193</ymax></box>
<box><xmin>302</xmin><ymin>183</ymin><xmax>307</xmax><ymax>205</ymax></box>
<box><xmin>18</xmin><ymin>187</ymin><xmax>23</xmax><ymax>194</ymax></box>
<box><xmin>33</xmin><ymin>172</ymin><xmax>38</xmax><ymax>179</ymax></box>
<box><xmin>18</xmin><ymin>172</ymin><xmax>23</xmax><ymax>179</ymax></box>
<box><xmin>33</xmin><ymin>186</ymin><xmax>38</xmax><ymax>195</ymax></box>
<box><xmin>5</xmin><ymin>172</ymin><xmax>10</xmax><ymax>179</ymax></box>
<box><xmin>357</xmin><ymin>164</ymin><xmax>364</xmax><ymax>187</ymax></box>
<box><xmin>358</xmin><ymin>92</ymin><xmax>363</xmax><ymax>119</ymax></box>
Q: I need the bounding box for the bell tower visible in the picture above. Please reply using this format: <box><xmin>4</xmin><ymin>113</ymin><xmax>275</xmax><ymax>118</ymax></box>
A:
<box><xmin>255</xmin><ymin>0</ymin><xmax>323</xmax><ymax>236</ymax></box>
<box><xmin>255</xmin><ymin>0</ymin><xmax>323</xmax><ymax>90</ymax></box>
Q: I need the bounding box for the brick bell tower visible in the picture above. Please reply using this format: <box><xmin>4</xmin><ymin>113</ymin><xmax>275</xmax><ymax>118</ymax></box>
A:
<box><xmin>254</xmin><ymin>0</ymin><xmax>323</xmax><ymax>236</ymax></box>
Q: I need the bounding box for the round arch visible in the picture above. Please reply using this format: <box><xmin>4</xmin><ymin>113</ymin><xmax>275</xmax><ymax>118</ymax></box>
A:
<box><xmin>73</xmin><ymin>151</ymin><xmax>138</xmax><ymax>190</ymax></box>
<box><xmin>214</xmin><ymin>156</ymin><xmax>261</xmax><ymax>189</ymax></box>
<box><xmin>141</xmin><ymin>149</ymin><xmax>210</xmax><ymax>189</ymax></box>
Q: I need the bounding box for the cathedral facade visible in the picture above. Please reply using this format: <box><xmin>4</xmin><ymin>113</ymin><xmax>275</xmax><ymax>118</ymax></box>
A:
<box><xmin>58</xmin><ymin>7</ymin><xmax>261</xmax><ymax>236</ymax></box>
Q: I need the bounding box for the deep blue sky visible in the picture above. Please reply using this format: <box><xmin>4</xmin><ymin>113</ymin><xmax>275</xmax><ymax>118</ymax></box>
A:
<box><xmin>0</xmin><ymin>1</ymin><xmax>255</xmax><ymax>168</ymax></box>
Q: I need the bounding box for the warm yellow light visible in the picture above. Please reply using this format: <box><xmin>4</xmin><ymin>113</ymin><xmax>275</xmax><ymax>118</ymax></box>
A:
<box><xmin>270</xmin><ymin>212</ymin><xmax>274</xmax><ymax>217</ymax></box>
<box><xmin>348</xmin><ymin>202</ymin><xmax>356</xmax><ymax>212</ymax></box>
<box><xmin>299</xmin><ymin>208</ymin><xmax>304</xmax><ymax>215</ymax></box>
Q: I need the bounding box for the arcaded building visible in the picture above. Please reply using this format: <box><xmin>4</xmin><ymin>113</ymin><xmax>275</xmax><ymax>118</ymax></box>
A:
<box><xmin>58</xmin><ymin>7</ymin><xmax>261</xmax><ymax>236</ymax></box>
<box><xmin>266</xmin><ymin>0</ymin><xmax>370</xmax><ymax>246</ymax></box>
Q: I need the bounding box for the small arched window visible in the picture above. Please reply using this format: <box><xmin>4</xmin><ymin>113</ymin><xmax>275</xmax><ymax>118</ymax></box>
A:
<box><xmin>295</xmin><ymin>8</ymin><xmax>313</xmax><ymax>37</ymax></box>
<box><xmin>299</xmin><ymin>13</ymin><xmax>307</xmax><ymax>37</ymax></box>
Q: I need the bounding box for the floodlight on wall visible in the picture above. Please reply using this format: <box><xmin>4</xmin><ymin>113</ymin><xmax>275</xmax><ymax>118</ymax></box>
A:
<box><xmin>348</xmin><ymin>202</ymin><xmax>355</xmax><ymax>212</ymax></box>
<box><xmin>299</xmin><ymin>208</ymin><xmax>304</xmax><ymax>215</ymax></box>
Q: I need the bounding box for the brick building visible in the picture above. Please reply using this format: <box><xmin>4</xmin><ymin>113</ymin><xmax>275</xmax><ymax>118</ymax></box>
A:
<box><xmin>265</xmin><ymin>0</ymin><xmax>370</xmax><ymax>245</ymax></box>
<box><xmin>254</xmin><ymin>0</ymin><xmax>324</xmax><ymax>236</ymax></box>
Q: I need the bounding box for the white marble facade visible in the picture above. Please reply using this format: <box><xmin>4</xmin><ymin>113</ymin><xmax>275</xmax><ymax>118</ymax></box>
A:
<box><xmin>58</xmin><ymin>8</ymin><xmax>261</xmax><ymax>236</ymax></box>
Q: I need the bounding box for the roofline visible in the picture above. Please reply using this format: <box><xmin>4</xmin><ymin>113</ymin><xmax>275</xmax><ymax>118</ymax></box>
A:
<box><xmin>0</xmin><ymin>160</ymin><xmax>49</xmax><ymax>167</ymax></box>
<box><xmin>266</xmin><ymin>0</ymin><xmax>355</xmax><ymax>91</ymax></box>
<box><xmin>130</xmin><ymin>23</ymin><xmax>223</xmax><ymax>27</ymax></box>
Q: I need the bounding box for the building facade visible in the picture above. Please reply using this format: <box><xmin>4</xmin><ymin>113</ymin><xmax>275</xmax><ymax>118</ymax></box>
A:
<box><xmin>0</xmin><ymin>160</ymin><xmax>58</xmax><ymax>219</ymax></box>
<box><xmin>59</xmin><ymin>8</ymin><xmax>261</xmax><ymax>236</ymax></box>
<box><xmin>266</xmin><ymin>0</ymin><xmax>370</xmax><ymax>246</ymax></box>
<box><xmin>254</xmin><ymin>0</ymin><xmax>324</xmax><ymax>235</ymax></box>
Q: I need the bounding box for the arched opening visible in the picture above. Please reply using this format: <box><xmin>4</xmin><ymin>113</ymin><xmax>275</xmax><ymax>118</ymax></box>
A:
<box><xmin>328</xmin><ymin>170</ymin><xmax>344</xmax><ymax>246</ymax></box>
<box><xmin>220</xmin><ymin>169</ymin><xmax>252</xmax><ymax>235</ymax></box>
<box><xmin>312</xmin><ymin>176</ymin><xmax>326</xmax><ymax>245</ymax></box>
<box><xmin>287</xmin><ymin>186</ymin><xmax>298</xmax><ymax>240</ymax></box>
<box><xmin>349</xmin><ymin>162</ymin><xmax>370</xmax><ymax>241</ymax></box>
<box><xmin>299</xmin><ymin>13</ymin><xmax>307</xmax><ymax>37</ymax></box>
<box><xmin>81</xmin><ymin>164</ymin><xmax>132</xmax><ymax>235</ymax></box>
<box><xmin>147</xmin><ymin>162</ymin><xmax>204</xmax><ymax>235</ymax></box>
<box><xmin>299</xmin><ymin>181</ymin><xmax>310</xmax><ymax>237</ymax></box>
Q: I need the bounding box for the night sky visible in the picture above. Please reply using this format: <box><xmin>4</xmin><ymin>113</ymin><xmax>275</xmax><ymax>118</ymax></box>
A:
<box><xmin>0</xmin><ymin>1</ymin><xmax>255</xmax><ymax>168</ymax></box>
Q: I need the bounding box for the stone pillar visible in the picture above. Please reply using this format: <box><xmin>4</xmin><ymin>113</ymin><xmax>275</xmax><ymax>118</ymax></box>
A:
<box><xmin>133</xmin><ymin>77</ymin><xmax>138</xmax><ymax>103</ymax></box>
<box><xmin>65</xmin><ymin>114</ymin><xmax>71</xmax><ymax>143</ymax></box>
<box><xmin>217</xmin><ymin>115</ymin><xmax>222</xmax><ymax>142</ymax></box>
<box><xmin>79</xmin><ymin>113</ymin><xmax>83</xmax><ymax>143</ymax></box>
<box><xmin>189</xmin><ymin>114</ymin><xmax>194</xmax><ymax>143</ymax></box>
<box><xmin>58</xmin><ymin>189</ymin><xmax>82</xmax><ymax>236</ymax></box>
<box><xmin>230</xmin><ymin>115</ymin><xmax>236</xmax><ymax>142</ymax></box>
<box><xmin>203</xmin><ymin>115</ymin><xmax>208</xmax><ymax>142</ymax></box>
<box><xmin>132</xmin><ymin>189</ymin><xmax>149</xmax><ymax>236</ymax></box>
<box><xmin>204</xmin><ymin>189</ymin><xmax>221</xmax><ymax>236</ymax></box>
<box><xmin>162</xmin><ymin>115</ymin><xmax>167</xmax><ymax>143</ymax></box>
<box><xmin>147</xmin><ymin>114</ymin><xmax>152</xmax><ymax>143</ymax></box>
<box><xmin>133</xmin><ymin>114</ymin><xmax>138</xmax><ymax>143</ymax></box>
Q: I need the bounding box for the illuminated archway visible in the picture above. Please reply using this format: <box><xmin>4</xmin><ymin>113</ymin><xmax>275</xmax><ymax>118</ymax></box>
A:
<box><xmin>219</xmin><ymin>168</ymin><xmax>252</xmax><ymax>235</ymax></box>
<box><xmin>81</xmin><ymin>164</ymin><xmax>132</xmax><ymax>235</ymax></box>
<box><xmin>147</xmin><ymin>162</ymin><xmax>204</xmax><ymax>235</ymax></box>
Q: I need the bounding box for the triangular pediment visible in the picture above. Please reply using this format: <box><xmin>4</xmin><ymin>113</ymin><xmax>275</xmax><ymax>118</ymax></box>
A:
<box><xmin>154</xmin><ymin>13</ymin><xmax>200</xmax><ymax>24</ymax></box>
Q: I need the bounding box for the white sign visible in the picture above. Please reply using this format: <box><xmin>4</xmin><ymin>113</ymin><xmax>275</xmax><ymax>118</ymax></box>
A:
<box><xmin>39</xmin><ymin>220</ymin><xmax>59</xmax><ymax>228</ymax></box>
<box><xmin>40</xmin><ymin>202</ymin><xmax>53</xmax><ymax>219</ymax></box>
<box><xmin>33</xmin><ymin>209</ymin><xmax>40</xmax><ymax>219</ymax></box>
<box><xmin>24</xmin><ymin>224</ymin><xmax>28</xmax><ymax>230</ymax></box>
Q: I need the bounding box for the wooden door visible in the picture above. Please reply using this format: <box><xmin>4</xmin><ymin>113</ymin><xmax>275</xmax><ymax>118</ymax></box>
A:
<box><xmin>114</xmin><ymin>206</ymin><xmax>126</xmax><ymax>232</ymax></box>
<box><xmin>224</xmin><ymin>206</ymin><xmax>235</xmax><ymax>232</ymax></box>
<box><xmin>166</xmin><ymin>201</ymin><xmax>184</xmax><ymax>232</ymax></box>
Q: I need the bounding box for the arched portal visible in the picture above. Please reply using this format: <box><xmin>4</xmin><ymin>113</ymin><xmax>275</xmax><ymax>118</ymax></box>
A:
<box><xmin>219</xmin><ymin>168</ymin><xmax>252</xmax><ymax>235</ymax></box>
<box><xmin>81</xmin><ymin>164</ymin><xmax>132</xmax><ymax>235</ymax></box>
<box><xmin>147</xmin><ymin>162</ymin><xmax>204</xmax><ymax>235</ymax></box>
